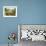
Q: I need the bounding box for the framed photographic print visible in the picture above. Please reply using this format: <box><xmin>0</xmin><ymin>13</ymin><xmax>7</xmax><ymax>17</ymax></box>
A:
<box><xmin>18</xmin><ymin>24</ymin><xmax>46</xmax><ymax>42</ymax></box>
<box><xmin>3</xmin><ymin>6</ymin><xmax>17</xmax><ymax>17</ymax></box>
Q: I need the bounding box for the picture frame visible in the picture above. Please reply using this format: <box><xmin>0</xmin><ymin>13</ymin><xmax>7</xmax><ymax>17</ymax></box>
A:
<box><xmin>18</xmin><ymin>24</ymin><xmax>46</xmax><ymax>42</ymax></box>
<box><xmin>3</xmin><ymin>6</ymin><xmax>17</xmax><ymax>17</ymax></box>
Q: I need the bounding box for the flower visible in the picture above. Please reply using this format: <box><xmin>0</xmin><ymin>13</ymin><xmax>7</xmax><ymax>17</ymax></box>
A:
<box><xmin>8</xmin><ymin>32</ymin><xmax>16</xmax><ymax>41</ymax></box>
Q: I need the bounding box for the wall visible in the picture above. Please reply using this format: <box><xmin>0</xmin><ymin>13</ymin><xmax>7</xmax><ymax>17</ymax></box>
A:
<box><xmin>0</xmin><ymin>0</ymin><xmax>46</xmax><ymax>44</ymax></box>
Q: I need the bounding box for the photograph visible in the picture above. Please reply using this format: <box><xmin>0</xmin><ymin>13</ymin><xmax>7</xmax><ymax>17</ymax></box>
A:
<box><xmin>18</xmin><ymin>24</ymin><xmax>46</xmax><ymax>46</ymax></box>
<box><xmin>3</xmin><ymin>6</ymin><xmax>17</xmax><ymax>17</ymax></box>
